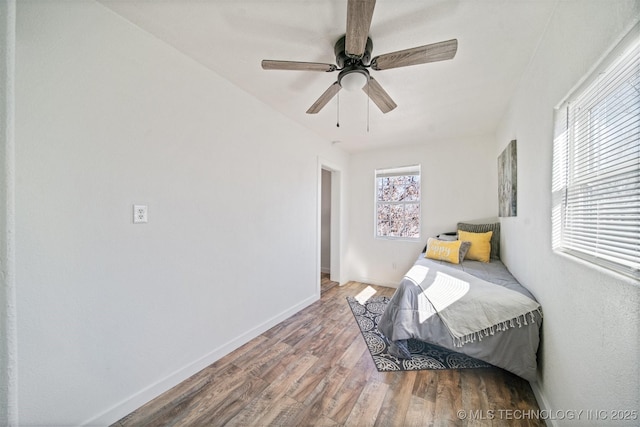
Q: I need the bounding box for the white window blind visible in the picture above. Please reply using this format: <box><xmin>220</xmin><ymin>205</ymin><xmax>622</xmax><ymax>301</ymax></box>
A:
<box><xmin>375</xmin><ymin>165</ymin><xmax>421</xmax><ymax>239</ymax></box>
<box><xmin>552</xmin><ymin>34</ymin><xmax>640</xmax><ymax>279</ymax></box>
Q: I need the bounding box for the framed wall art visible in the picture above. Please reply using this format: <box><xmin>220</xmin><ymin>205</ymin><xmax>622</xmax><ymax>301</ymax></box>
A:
<box><xmin>498</xmin><ymin>140</ymin><xmax>517</xmax><ymax>217</ymax></box>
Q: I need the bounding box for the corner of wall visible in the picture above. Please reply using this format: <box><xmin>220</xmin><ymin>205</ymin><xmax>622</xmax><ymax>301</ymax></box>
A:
<box><xmin>529</xmin><ymin>380</ymin><xmax>558</xmax><ymax>427</ymax></box>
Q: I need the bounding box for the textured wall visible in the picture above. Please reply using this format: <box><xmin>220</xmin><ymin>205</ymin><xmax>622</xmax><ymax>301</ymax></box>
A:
<box><xmin>1</xmin><ymin>0</ymin><xmax>17</xmax><ymax>425</ymax></box>
<box><xmin>496</xmin><ymin>1</ymin><xmax>640</xmax><ymax>424</ymax></box>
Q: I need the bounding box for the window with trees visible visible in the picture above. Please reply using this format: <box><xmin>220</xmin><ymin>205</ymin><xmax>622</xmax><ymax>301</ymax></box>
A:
<box><xmin>552</xmin><ymin>30</ymin><xmax>639</xmax><ymax>279</ymax></box>
<box><xmin>375</xmin><ymin>165</ymin><xmax>421</xmax><ymax>239</ymax></box>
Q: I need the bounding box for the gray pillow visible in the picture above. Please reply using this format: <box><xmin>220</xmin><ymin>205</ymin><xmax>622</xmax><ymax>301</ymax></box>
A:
<box><xmin>457</xmin><ymin>222</ymin><xmax>500</xmax><ymax>260</ymax></box>
<box><xmin>459</xmin><ymin>240</ymin><xmax>472</xmax><ymax>261</ymax></box>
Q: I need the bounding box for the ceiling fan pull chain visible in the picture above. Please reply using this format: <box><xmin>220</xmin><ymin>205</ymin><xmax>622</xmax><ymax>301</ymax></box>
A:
<box><xmin>367</xmin><ymin>78</ymin><xmax>370</xmax><ymax>132</ymax></box>
<box><xmin>336</xmin><ymin>92</ymin><xmax>340</xmax><ymax>127</ymax></box>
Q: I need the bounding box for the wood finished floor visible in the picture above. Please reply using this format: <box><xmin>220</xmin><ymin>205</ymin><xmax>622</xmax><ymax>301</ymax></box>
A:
<box><xmin>321</xmin><ymin>272</ymin><xmax>339</xmax><ymax>293</ymax></box>
<box><xmin>113</xmin><ymin>280</ymin><xmax>544</xmax><ymax>427</ymax></box>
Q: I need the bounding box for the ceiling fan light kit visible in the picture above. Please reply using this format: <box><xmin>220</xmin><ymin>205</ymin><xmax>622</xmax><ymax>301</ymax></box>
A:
<box><xmin>261</xmin><ymin>0</ymin><xmax>457</xmax><ymax>118</ymax></box>
<box><xmin>339</xmin><ymin>69</ymin><xmax>369</xmax><ymax>91</ymax></box>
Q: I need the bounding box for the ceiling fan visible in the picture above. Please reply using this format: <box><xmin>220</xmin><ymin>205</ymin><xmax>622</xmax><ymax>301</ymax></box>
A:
<box><xmin>261</xmin><ymin>0</ymin><xmax>458</xmax><ymax>115</ymax></box>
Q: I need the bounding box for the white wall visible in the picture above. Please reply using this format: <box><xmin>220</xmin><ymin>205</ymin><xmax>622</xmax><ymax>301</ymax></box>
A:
<box><xmin>14</xmin><ymin>1</ymin><xmax>348</xmax><ymax>425</ymax></box>
<box><xmin>346</xmin><ymin>136</ymin><xmax>498</xmax><ymax>287</ymax></box>
<box><xmin>1</xmin><ymin>1</ymin><xmax>17</xmax><ymax>425</ymax></box>
<box><xmin>496</xmin><ymin>0</ymin><xmax>640</xmax><ymax>424</ymax></box>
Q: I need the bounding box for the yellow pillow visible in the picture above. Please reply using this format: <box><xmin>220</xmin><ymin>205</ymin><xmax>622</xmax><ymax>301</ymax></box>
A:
<box><xmin>458</xmin><ymin>230</ymin><xmax>493</xmax><ymax>263</ymax></box>
<box><xmin>425</xmin><ymin>238</ymin><xmax>463</xmax><ymax>264</ymax></box>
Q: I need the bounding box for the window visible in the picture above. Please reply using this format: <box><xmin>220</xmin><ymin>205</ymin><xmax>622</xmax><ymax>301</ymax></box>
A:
<box><xmin>552</xmin><ymin>31</ymin><xmax>639</xmax><ymax>279</ymax></box>
<box><xmin>375</xmin><ymin>165</ymin><xmax>421</xmax><ymax>239</ymax></box>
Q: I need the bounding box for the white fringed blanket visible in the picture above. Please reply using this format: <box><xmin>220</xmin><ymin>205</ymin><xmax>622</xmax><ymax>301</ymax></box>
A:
<box><xmin>415</xmin><ymin>264</ymin><xmax>542</xmax><ymax>347</ymax></box>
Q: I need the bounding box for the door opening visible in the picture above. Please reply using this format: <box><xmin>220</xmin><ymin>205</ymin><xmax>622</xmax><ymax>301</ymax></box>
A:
<box><xmin>318</xmin><ymin>162</ymin><xmax>341</xmax><ymax>294</ymax></box>
<box><xmin>320</xmin><ymin>169</ymin><xmax>336</xmax><ymax>293</ymax></box>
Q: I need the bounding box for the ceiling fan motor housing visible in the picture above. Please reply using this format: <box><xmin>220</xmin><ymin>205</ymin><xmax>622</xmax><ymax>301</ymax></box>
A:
<box><xmin>334</xmin><ymin>35</ymin><xmax>373</xmax><ymax>67</ymax></box>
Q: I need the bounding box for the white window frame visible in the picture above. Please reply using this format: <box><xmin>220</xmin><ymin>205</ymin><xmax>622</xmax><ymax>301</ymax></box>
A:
<box><xmin>552</xmin><ymin>26</ymin><xmax>640</xmax><ymax>280</ymax></box>
<box><xmin>374</xmin><ymin>165</ymin><xmax>421</xmax><ymax>240</ymax></box>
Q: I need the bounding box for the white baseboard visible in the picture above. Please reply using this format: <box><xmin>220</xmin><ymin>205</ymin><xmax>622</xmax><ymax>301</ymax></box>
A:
<box><xmin>82</xmin><ymin>293</ymin><xmax>319</xmax><ymax>426</ymax></box>
<box><xmin>530</xmin><ymin>380</ymin><xmax>557</xmax><ymax>427</ymax></box>
<box><xmin>320</xmin><ymin>266</ymin><xmax>330</xmax><ymax>274</ymax></box>
<box><xmin>350</xmin><ymin>275</ymin><xmax>399</xmax><ymax>289</ymax></box>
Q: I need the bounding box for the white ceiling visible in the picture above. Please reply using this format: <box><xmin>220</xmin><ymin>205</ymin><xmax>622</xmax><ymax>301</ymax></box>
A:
<box><xmin>98</xmin><ymin>0</ymin><xmax>559</xmax><ymax>152</ymax></box>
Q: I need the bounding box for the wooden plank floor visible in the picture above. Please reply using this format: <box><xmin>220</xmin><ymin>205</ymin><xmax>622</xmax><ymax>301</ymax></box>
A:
<box><xmin>112</xmin><ymin>281</ymin><xmax>545</xmax><ymax>427</ymax></box>
<box><xmin>321</xmin><ymin>272</ymin><xmax>339</xmax><ymax>293</ymax></box>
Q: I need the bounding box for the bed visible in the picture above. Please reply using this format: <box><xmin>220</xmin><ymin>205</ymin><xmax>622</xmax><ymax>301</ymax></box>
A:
<box><xmin>377</xmin><ymin>222</ymin><xmax>542</xmax><ymax>382</ymax></box>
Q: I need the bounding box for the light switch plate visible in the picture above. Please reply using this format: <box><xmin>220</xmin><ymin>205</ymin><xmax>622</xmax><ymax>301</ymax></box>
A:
<box><xmin>133</xmin><ymin>205</ymin><xmax>148</xmax><ymax>223</ymax></box>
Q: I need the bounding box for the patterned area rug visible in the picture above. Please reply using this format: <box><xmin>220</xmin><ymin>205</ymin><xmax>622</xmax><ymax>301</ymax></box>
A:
<box><xmin>347</xmin><ymin>296</ymin><xmax>494</xmax><ymax>372</ymax></box>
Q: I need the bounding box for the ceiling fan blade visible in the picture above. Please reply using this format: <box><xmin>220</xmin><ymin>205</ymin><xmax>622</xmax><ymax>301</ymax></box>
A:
<box><xmin>345</xmin><ymin>0</ymin><xmax>376</xmax><ymax>58</ymax></box>
<box><xmin>362</xmin><ymin>77</ymin><xmax>397</xmax><ymax>113</ymax></box>
<box><xmin>262</xmin><ymin>60</ymin><xmax>337</xmax><ymax>72</ymax></box>
<box><xmin>370</xmin><ymin>39</ymin><xmax>458</xmax><ymax>71</ymax></box>
<box><xmin>307</xmin><ymin>82</ymin><xmax>342</xmax><ymax>114</ymax></box>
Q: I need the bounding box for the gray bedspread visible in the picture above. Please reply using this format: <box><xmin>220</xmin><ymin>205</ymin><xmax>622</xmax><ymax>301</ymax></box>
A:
<box><xmin>377</xmin><ymin>256</ymin><xmax>542</xmax><ymax>382</ymax></box>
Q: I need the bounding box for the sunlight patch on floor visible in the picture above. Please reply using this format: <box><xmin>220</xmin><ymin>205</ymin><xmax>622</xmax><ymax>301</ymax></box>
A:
<box><xmin>354</xmin><ymin>285</ymin><xmax>378</xmax><ymax>304</ymax></box>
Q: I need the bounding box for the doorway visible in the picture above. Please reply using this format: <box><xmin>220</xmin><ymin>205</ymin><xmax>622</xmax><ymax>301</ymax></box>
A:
<box><xmin>320</xmin><ymin>169</ymin><xmax>337</xmax><ymax>293</ymax></box>
<box><xmin>318</xmin><ymin>161</ymin><xmax>341</xmax><ymax>294</ymax></box>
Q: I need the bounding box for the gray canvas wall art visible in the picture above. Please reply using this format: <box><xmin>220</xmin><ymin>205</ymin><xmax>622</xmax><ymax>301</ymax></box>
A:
<box><xmin>498</xmin><ymin>140</ymin><xmax>517</xmax><ymax>217</ymax></box>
